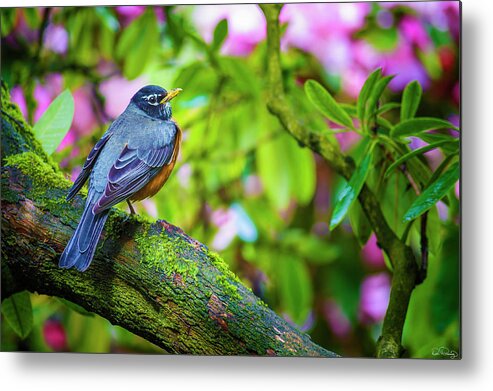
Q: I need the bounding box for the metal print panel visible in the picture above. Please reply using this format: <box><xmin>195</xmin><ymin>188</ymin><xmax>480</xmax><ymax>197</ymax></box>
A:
<box><xmin>1</xmin><ymin>1</ymin><xmax>460</xmax><ymax>358</ymax></box>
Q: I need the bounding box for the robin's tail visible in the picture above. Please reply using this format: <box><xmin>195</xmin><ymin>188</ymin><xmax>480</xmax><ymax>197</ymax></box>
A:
<box><xmin>59</xmin><ymin>198</ymin><xmax>109</xmax><ymax>272</ymax></box>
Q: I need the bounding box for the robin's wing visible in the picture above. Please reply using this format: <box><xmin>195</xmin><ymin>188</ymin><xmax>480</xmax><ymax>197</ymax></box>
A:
<box><xmin>92</xmin><ymin>128</ymin><xmax>177</xmax><ymax>214</ymax></box>
<box><xmin>66</xmin><ymin>127</ymin><xmax>116</xmax><ymax>201</ymax></box>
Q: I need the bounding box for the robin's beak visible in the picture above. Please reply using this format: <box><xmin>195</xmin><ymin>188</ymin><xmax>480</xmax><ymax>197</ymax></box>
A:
<box><xmin>160</xmin><ymin>88</ymin><xmax>183</xmax><ymax>104</ymax></box>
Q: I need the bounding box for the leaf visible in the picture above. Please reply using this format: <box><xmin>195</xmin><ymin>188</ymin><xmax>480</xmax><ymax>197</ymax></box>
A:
<box><xmin>357</xmin><ymin>68</ymin><xmax>382</xmax><ymax>124</ymax></box>
<box><xmin>115</xmin><ymin>9</ymin><xmax>158</xmax><ymax>79</ymax></box>
<box><xmin>95</xmin><ymin>7</ymin><xmax>120</xmax><ymax>31</ymax></box>
<box><xmin>349</xmin><ymin>201</ymin><xmax>372</xmax><ymax>246</ymax></box>
<box><xmin>430</xmin><ymin>226</ymin><xmax>460</xmax><ymax>333</ymax></box>
<box><xmin>33</xmin><ymin>89</ymin><xmax>74</xmax><ymax>155</ymax></box>
<box><xmin>330</xmin><ymin>151</ymin><xmax>372</xmax><ymax>230</ymax></box>
<box><xmin>1</xmin><ymin>291</ymin><xmax>33</xmax><ymax>339</ymax></box>
<box><xmin>391</xmin><ymin>117</ymin><xmax>459</xmax><ymax>138</ymax></box>
<box><xmin>401</xmin><ymin>80</ymin><xmax>422</xmax><ymax>121</ymax></box>
<box><xmin>384</xmin><ymin>139</ymin><xmax>459</xmax><ymax>178</ymax></box>
<box><xmin>277</xmin><ymin>255</ymin><xmax>313</xmax><ymax>325</ymax></box>
<box><xmin>305</xmin><ymin>80</ymin><xmax>354</xmax><ymax>129</ymax></box>
<box><xmin>364</xmin><ymin>75</ymin><xmax>394</xmax><ymax>125</ymax></box>
<box><xmin>376</xmin><ymin>102</ymin><xmax>401</xmax><ymax>115</ymax></box>
<box><xmin>211</xmin><ymin>18</ymin><xmax>228</xmax><ymax>51</ymax></box>
<box><xmin>403</xmin><ymin>162</ymin><xmax>460</xmax><ymax>222</ymax></box>
<box><xmin>256</xmin><ymin>132</ymin><xmax>316</xmax><ymax>209</ymax></box>
<box><xmin>364</xmin><ymin>27</ymin><xmax>399</xmax><ymax>52</ymax></box>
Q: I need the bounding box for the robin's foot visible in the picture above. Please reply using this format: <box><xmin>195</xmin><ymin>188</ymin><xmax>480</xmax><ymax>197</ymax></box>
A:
<box><xmin>127</xmin><ymin>200</ymin><xmax>136</xmax><ymax>215</ymax></box>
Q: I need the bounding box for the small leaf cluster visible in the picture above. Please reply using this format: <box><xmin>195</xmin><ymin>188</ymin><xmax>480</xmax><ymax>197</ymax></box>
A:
<box><xmin>305</xmin><ymin>68</ymin><xmax>459</xmax><ymax>235</ymax></box>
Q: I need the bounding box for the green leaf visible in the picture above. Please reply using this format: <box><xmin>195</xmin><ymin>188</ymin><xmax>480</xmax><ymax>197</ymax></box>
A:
<box><xmin>357</xmin><ymin>68</ymin><xmax>382</xmax><ymax>124</ymax></box>
<box><xmin>211</xmin><ymin>18</ymin><xmax>228</xmax><ymax>51</ymax></box>
<box><xmin>277</xmin><ymin>255</ymin><xmax>313</xmax><ymax>325</ymax></box>
<box><xmin>33</xmin><ymin>89</ymin><xmax>74</xmax><ymax>155</ymax></box>
<box><xmin>1</xmin><ymin>291</ymin><xmax>33</xmax><ymax>339</ymax></box>
<box><xmin>115</xmin><ymin>9</ymin><xmax>158</xmax><ymax>79</ymax></box>
<box><xmin>391</xmin><ymin>117</ymin><xmax>459</xmax><ymax>138</ymax></box>
<box><xmin>403</xmin><ymin>162</ymin><xmax>460</xmax><ymax>222</ymax></box>
<box><xmin>256</xmin><ymin>132</ymin><xmax>316</xmax><ymax>209</ymax></box>
<box><xmin>401</xmin><ymin>80</ymin><xmax>422</xmax><ymax>121</ymax></box>
<box><xmin>95</xmin><ymin>7</ymin><xmax>120</xmax><ymax>31</ymax></box>
<box><xmin>384</xmin><ymin>139</ymin><xmax>459</xmax><ymax>178</ymax></box>
<box><xmin>364</xmin><ymin>75</ymin><xmax>394</xmax><ymax>125</ymax></box>
<box><xmin>349</xmin><ymin>201</ymin><xmax>372</xmax><ymax>246</ymax></box>
<box><xmin>305</xmin><ymin>80</ymin><xmax>354</xmax><ymax>129</ymax></box>
<box><xmin>364</xmin><ymin>27</ymin><xmax>399</xmax><ymax>52</ymax></box>
<box><xmin>330</xmin><ymin>151</ymin><xmax>372</xmax><ymax>230</ymax></box>
<box><xmin>376</xmin><ymin>102</ymin><xmax>401</xmax><ymax>115</ymax></box>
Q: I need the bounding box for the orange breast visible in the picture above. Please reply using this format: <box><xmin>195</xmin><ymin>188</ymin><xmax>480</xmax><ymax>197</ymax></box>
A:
<box><xmin>130</xmin><ymin>124</ymin><xmax>182</xmax><ymax>201</ymax></box>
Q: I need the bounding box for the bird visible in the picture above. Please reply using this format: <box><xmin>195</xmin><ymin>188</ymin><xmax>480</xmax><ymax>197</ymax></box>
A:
<box><xmin>59</xmin><ymin>85</ymin><xmax>183</xmax><ymax>272</ymax></box>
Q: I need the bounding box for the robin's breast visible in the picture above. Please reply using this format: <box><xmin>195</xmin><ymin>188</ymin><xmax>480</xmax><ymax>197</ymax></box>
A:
<box><xmin>130</xmin><ymin>125</ymin><xmax>182</xmax><ymax>201</ymax></box>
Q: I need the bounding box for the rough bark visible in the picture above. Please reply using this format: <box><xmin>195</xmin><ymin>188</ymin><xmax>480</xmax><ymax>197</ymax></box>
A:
<box><xmin>0</xmin><ymin>82</ymin><xmax>338</xmax><ymax>357</ymax></box>
<box><xmin>259</xmin><ymin>4</ymin><xmax>419</xmax><ymax>358</ymax></box>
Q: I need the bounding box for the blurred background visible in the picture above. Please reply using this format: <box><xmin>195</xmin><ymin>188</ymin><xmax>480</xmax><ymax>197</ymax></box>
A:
<box><xmin>1</xmin><ymin>1</ymin><xmax>460</xmax><ymax>357</ymax></box>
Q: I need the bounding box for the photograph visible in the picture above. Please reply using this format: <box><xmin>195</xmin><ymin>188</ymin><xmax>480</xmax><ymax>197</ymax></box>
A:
<box><xmin>1</xmin><ymin>1</ymin><xmax>460</xmax><ymax>359</ymax></box>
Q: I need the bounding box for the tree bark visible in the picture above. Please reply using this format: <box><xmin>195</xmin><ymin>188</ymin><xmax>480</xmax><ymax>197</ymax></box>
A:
<box><xmin>0</xmin><ymin>82</ymin><xmax>338</xmax><ymax>357</ymax></box>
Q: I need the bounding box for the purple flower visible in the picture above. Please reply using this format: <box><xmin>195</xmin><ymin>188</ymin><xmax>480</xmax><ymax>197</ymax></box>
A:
<box><xmin>323</xmin><ymin>299</ymin><xmax>351</xmax><ymax>338</ymax></box>
<box><xmin>358</xmin><ymin>272</ymin><xmax>391</xmax><ymax>324</ymax></box>
<box><xmin>43</xmin><ymin>24</ymin><xmax>68</xmax><ymax>54</ymax></box>
<box><xmin>100</xmin><ymin>75</ymin><xmax>149</xmax><ymax>119</ymax></box>
<box><xmin>361</xmin><ymin>233</ymin><xmax>385</xmax><ymax>268</ymax></box>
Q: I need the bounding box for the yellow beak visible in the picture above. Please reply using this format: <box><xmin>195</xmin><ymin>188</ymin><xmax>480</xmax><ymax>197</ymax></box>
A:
<box><xmin>160</xmin><ymin>88</ymin><xmax>183</xmax><ymax>104</ymax></box>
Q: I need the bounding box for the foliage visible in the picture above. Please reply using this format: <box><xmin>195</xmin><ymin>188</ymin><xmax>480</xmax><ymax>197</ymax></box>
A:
<box><xmin>1</xmin><ymin>3</ymin><xmax>460</xmax><ymax>357</ymax></box>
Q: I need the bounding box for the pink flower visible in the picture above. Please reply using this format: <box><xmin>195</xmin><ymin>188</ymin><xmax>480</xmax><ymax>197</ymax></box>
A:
<box><xmin>323</xmin><ymin>299</ymin><xmax>351</xmax><ymax>338</ymax></box>
<box><xmin>43</xmin><ymin>319</ymin><xmax>67</xmax><ymax>351</ymax></box>
<box><xmin>361</xmin><ymin>233</ymin><xmax>385</xmax><ymax>268</ymax></box>
<box><xmin>358</xmin><ymin>272</ymin><xmax>391</xmax><ymax>324</ymax></box>
<box><xmin>382</xmin><ymin>43</ymin><xmax>430</xmax><ymax>91</ymax></box>
<box><xmin>455</xmin><ymin>180</ymin><xmax>460</xmax><ymax>199</ymax></box>
<box><xmin>192</xmin><ymin>5</ymin><xmax>266</xmax><ymax>56</ymax></box>
<box><xmin>399</xmin><ymin>16</ymin><xmax>432</xmax><ymax>51</ymax></box>
<box><xmin>115</xmin><ymin>6</ymin><xmax>146</xmax><ymax>26</ymax></box>
<box><xmin>100</xmin><ymin>75</ymin><xmax>149</xmax><ymax>119</ymax></box>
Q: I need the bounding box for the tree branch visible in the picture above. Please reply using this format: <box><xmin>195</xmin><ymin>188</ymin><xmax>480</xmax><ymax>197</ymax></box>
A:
<box><xmin>259</xmin><ymin>4</ymin><xmax>418</xmax><ymax>358</ymax></box>
<box><xmin>0</xmin><ymin>82</ymin><xmax>338</xmax><ymax>357</ymax></box>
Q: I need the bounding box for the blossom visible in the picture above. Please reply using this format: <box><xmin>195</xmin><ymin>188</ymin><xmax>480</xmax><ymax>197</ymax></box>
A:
<box><xmin>43</xmin><ymin>319</ymin><xmax>67</xmax><ymax>351</ymax></box>
<box><xmin>43</xmin><ymin>24</ymin><xmax>69</xmax><ymax>54</ymax></box>
<box><xmin>323</xmin><ymin>299</ymin><xmax>351</xmax><ymax>338</ymax></box>
<box><xmin>361</xmin><ymin>233</ymin><xmax>385</xmax><ymax>268</ymax></box>
<box><xmin>100</xmin><ymin>75</ymin><xmax>149</xmax><ymax>119</ymax></box>
<box><xmin>358</xmin><ymin>272</ymin><xmax>391</xmax><ymax>324</ymax></box>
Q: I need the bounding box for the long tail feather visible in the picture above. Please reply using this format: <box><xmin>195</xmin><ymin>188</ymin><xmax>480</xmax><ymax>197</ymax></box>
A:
<box><xmin>59</xmin><ymin>199</ymin><xmax>109</xmax><ymax>272</ymax></box>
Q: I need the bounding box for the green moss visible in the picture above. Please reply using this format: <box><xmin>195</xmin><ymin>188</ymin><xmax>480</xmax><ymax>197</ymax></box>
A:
<box><xmin>207</xmin><ymin>250</ymin><xmax>246</xmax><ymax>301</ymax></box>
<box><xmin>135</xmin><ymin>226</ymin><xmax>199</xmax><ymax>282</ymax></box>
<box><xmin>5</xmin><ymin>152</ymin><xmax>71</xmax><ymax>190</ymax></box>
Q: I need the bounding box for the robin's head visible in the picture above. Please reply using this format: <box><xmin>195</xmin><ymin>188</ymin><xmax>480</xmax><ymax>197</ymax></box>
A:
<box><xmin>131</xmin><ymin>85</ymin><xmax>182</xmax><ymax>120</ymax></box>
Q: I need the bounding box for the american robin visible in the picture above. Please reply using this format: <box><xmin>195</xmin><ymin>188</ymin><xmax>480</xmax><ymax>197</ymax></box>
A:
<box><xmin>59</xmin><ymin>85</ymin><xmax>183</xmax><ymax>272</ymax></box>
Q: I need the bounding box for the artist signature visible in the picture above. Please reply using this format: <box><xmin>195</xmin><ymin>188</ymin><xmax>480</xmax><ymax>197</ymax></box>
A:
<box><xmin>431</xmin><ymin>346</ymin><xmax>459</xmax><ymax>359</ymax></box>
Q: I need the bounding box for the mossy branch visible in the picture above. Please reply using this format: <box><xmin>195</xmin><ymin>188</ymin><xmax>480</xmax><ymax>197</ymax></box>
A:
<box><xmin>259</xmin><ymin>4</ymin><xmax>418</xmax><ymax>358</ymax></box>
<box><xmin>0</xmin><ymin>82</ymin><xmax>338</xmax><ymax>357</ymax></box>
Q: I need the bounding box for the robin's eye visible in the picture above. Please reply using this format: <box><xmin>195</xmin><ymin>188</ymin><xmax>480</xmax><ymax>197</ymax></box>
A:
<box><xmin>148</xmin><ymin>95</ymin><xmax>157</xmax><ymax>105</ymax></box>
